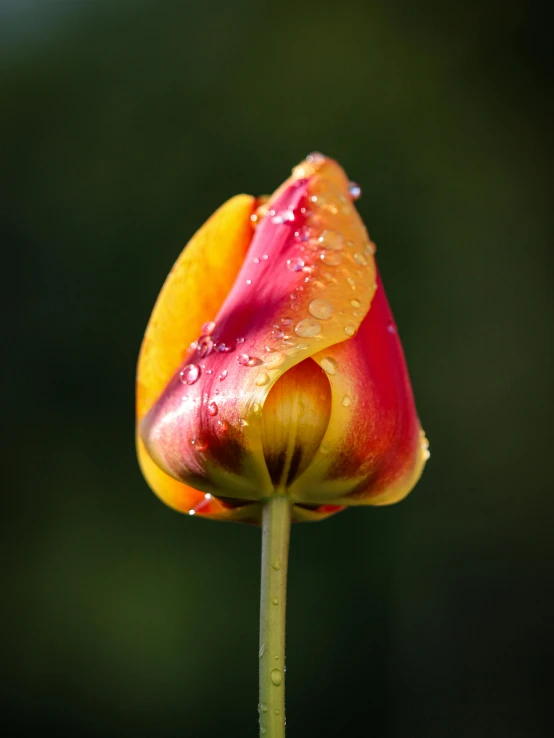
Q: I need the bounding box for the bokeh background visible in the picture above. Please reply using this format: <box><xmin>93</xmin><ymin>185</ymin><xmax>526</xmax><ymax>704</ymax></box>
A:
<box><xmin>2</xmin><ymin>1</ymin><xmax>553</xmax><ymax>736</ymax></box>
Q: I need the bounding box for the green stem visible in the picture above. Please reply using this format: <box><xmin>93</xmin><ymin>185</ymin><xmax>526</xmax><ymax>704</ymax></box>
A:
<box><xmin>259</xmin><ymin>495</ymin><xmax>292</xmax><ymax>738</ymax></box>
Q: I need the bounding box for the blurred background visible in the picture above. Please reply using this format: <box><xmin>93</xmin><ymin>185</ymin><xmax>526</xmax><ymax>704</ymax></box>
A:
<box><xmin>2</xmin><ymin>1</ymin><xmax>553</xmax><ymax>736</ymax></box>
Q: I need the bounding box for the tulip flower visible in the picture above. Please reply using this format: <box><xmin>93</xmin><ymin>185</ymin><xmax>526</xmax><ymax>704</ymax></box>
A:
<box><xmin>136</xmin><ymin>153</ymin><xmax>428</xmax><ymax>737</ymax></box>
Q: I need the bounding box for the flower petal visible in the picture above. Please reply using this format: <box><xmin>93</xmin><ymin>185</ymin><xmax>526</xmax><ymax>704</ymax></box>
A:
<box><xmin>140</xmin><ymin>156</ymin><xmax>379</xmax><ymax>500</ymax></box>
<box><xmin>136</xmin><ymin>194</ymin><xmax>256</xmax><ymax>517</ymax></box>
<box><xmin>289</xmin><ymin>269</ymin><xmax>429</xmax><ymax>506</ymax></box>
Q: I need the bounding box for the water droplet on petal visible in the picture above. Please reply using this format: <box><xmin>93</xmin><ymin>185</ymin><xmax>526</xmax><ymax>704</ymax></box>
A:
<box><xmin>344</xmin><ymin>325</ymin><xmax>356</xmax><ymax>336</ymax></box>
<box><xmin>219</xmin><ymin>369</ymin><xmax>228</xmax><ymax>381</ymax></box>
<box><xmin>320</xmin><ymin>251</ymin><xmax>342</xmax><ymax>266</ymax></box>
<box><xmin>320</xmin><ymin>357</ymin><xmax>338</xmax><ymax>375</ymax></box>
<box><xmin>238</xmin><ymin>353</ymin><xmax>261</xmax><ymax>367</ymax></box>
<box><xmin>341</xmin><ymin>395</ymin><xmax>352</xmax><ymax>407</ymax></box>
<box><xmin>350</xmin><ymin>299</ymin><xmax>361</xmax><ymax>308</ymax></box>
<box><xmin>215</xmin><ymin>341</ymin><xmax>233</xmax><ymax>353</ymax></box>
<box><xmin>217</xmin><ymin>419</ymin><xmax>229</xmax><ymax>433</ymax></box>
<box><xmin>239</xmin><ymin>418</ymin><xmax>249</xmax><ymax>428</ymax></box>
<box><xmin>272</xmin><ymin>598</ymin><xmax>279</xmax><ymax>605</ymax></box>
<box><xmin>272</xmin><ymin>560</ymin><xmax>281</xmax><ymax>570</ymax></box>
<box><xmin>346</xmin><ymin>277</ymin><xmax>356</xmax><ymax>290</ymax></box>
<box><xmin>259</xmin><ymin>703</ymin><xmax>268</xmax><ymax>713</ymax></box>
<box><xmin>256</xmin><ymin>372</ymin><xmax>270</xmax><ymax>386</ymax></box>
<box><xmin>207</xmin><ymin>401</ymin><xmax>218</xmax><ymax>416</ymax></box>
<box><xmin>236</xmin><ymin>337</ymin><xmax>245</xmax><ymax>344</ymax></box>
<box><xmin>309</xmin><ymin>299</ymin><xmax>333</xmax><ymax>320</ymax></box>
<box><xmin>197</xmin><ymin>335</ymin><xmax>213</xmax><ymax>357</ymax></box>
<box><xmin>189</xmin><ymin>437</ymin><xmax>208</xmax><ymax>452</ymax></box>
<box><xmin>320</xmin><ymin>443</ymin><xmax>330</xmax><ymax>455</ymax></box>
<box><xmin>202</xmin><ymin>321</ymin><xmax>216</xmax><ymax>336</ymax></box>
<box><xmin>272</xmin><ymin>209</ymin><xmax>295</xmax><ymax>224</ymax></box>
<box><xmin>348</xmin><ymin>181</ymin><xmax>362</xmax><ymax>199</ymax></box>
<box><xmin>306</xmin><ymin>151</ymin><xmax>325</xmax><ymax>163</ymax></box>
<box><xmin>189</xmin><ymin>509</ymin><xmax>196</xmax><ymax>516</ymax></box>
<box><xmin>271</xmin><ymin>669</ymin><xmax>283</xmax><ymax>686</ymax></box>
<box><xmin>246</xmin><ymin>279</ymin><xmax>252</xmax><ymax>285</ymax></box>
<box><xmin>295</xmin><ymin>319</ymin><xmax>321</xmax><ymax>338</ymax></box>
<box><xmin>317</xmin><ymin>230</ymin><xmax>343</xmax><ymax>250</ymax></box>
<box><xmin>281</xmin><ymin>317</ymin><xmax>292</xmax><ymax>326</ymax></box>
<box><xmin>180</xmin><ymin>364</ymin><xmax>200</xmax><ymax>384</ymax></box>
<box><xmin>264</xmin><ymin>352</ymin><xmax>286</xmax><ymax>369</ymax></box>
<box><xmin>353</xmin><ymin>252</ymin><xmax>368</xmax><ymax>266</ymax></box>
<box><xmin>287</xmin><ymin>256</ymin><xmax>305</xmax><ymax>272</ymax></box>
<box><xmin>252</xmin><ymin>402</ymin><xmax>262</xmax><ymax>414</ymax></box>
<box><xmin>387</xmin><ymin>323</ymin><xmax>396</xmax><ymax>334</ymax></box>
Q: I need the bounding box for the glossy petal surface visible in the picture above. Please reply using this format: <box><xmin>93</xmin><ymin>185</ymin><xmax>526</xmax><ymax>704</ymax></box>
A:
<box><xmin>141</xmin><ymin>157</ymin><xmax>377</xmax><ymax>504</ymax></box>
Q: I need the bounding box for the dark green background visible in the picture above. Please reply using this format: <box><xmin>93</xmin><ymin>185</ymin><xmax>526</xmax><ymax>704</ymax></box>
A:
<box><xmin>2</xmin><ymin>1</ymin><xmax>553</xmax><ymax>736</ymax></box>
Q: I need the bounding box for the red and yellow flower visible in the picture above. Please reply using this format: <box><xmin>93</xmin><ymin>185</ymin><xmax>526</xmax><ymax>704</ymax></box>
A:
<box><xmin>136</xmin><ymin>154</ymin><xmax>428</xmax><ymax>524</ymax></box>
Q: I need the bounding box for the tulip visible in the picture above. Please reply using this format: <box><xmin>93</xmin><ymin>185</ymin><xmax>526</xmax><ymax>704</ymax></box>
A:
<box><xmin>136</xmin><ymin>153</ymin><xmax>428</xmax><ymax>737</ymax></box>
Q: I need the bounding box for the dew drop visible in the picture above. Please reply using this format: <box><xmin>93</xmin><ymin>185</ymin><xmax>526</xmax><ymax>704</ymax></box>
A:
<box><xmin>350</xmin><ymin>299</ymin><xmax>361</xmax><ymax>308</ymax></box>
<box><xmin>317</xmin><ymin>230</ymin><xmax>343</xmax><ymax>250</ymax></box>
<box><xmin>281</xmin><ymin>317</ymin><xmax>293</xmax><ymax>326</ymax></box>
<box><xmin>252</xmin><ymin>402</ymin><xmax>262</xmax><ymax>414</ymax></box>
<box><xmin>421</xmin><ymin>433</ymin><xmax>430</xmax><ymax>460</ymax></box>
<box><xmin>197</xmin><ymin>335</ymin><xmax>213</xmax><ymax>357</ymax></box>
<box><xmin>274</xmin><ymin>709</ymin><xmax>280</xmax><ymax>716</ymax></box>
<box><xmin>320</xmin><ymin>357</ymin><xmax>338</xmax><ymax>375</ymax></box>
<box><xmin>219</xmin><ymin>370</ymin><xmax>228</xmax><ymax>382</ymax></box>
<box><xmin>262</xmin><ymin>254</ymin><xmax>269</xmax><ymax>260</ymax></box>
<box><xmin>180</xmin><ymin>364</ymin><xmax>200</xmax><ymax>385</ymax></box>
<box><xmin>344</xmin><ymin>325</ymin><xmax>356</xmax><ymax>336</ymax></box>
<box><xmin>217</xmin><ymin>419</ymin><xmax>229</xmax><ymax>433</ymax></box>
<box><xmin>387</xmin><ymin>323</ymin><xmax>396</xmax><ymax>334</ymax></box>
<box><xmin>348</xmin><ymin>181</ymin><xmax>362</xmax><ymax>200</ymax></box>
<box><xmin>272</xmin><ymin>560</ymin><xmax>281</xmax><ymax>571</ymax></box>
<box><xmin>346</xmin><ymin>277</ymin><xmax>356</xmax><ymax>291</ymax></box>
<box><xmin>202</xmin><ymin>321</ymin><xmax>216</xmax><ymax>336</ymax></box>
<box><xmin>365</xmin><ymin>241</ymin><xmax>376</xmax><ymax>255</ymax></box>
<box><xmin>189</xmin><ymin>509</ymin><xmax>195</xmax><ymax>516</ymax></box>
<box><xmin>295</xmin><ymin>318</ymin><xmax>321</xmax><ymax>338</ymax></box>
<box><xmin>320</xmin><ymin>251</ymin><xmax>342</xmax><ymax>266</ymax></box>
<box><xmin>246</xmin><ymin>279</ymin><xmax>252</xmax><ymax>285</ymax></box>
<box><xmin>236</xmin><ymin>337</ymin><xmax>245</xmax><ymax>345</ymax></box>
<box><xmin>353</xmin><ymin>252</ymin><xmax>368</xmax><ymax>267</ymax></box>
<box><xmin>239</xmin><ymin>418</ymin><xmax>249</xmax><ymax>427</ymax></box>
<box><xmin>238</xmin><ymin>353</ymin><xmax>260</xmax><ymax>367</ymax></box>
<box><xmin>189</xmin><ymin>437</ymin><xmax>208</xmax><ymax>452</ymax></box>
<box><xmin>341</xmin><ymin>395</ymin><xmax>352</xmax><ymax>407</ymax></box>
<box><xmin>271</xmin><ymin>669</ymin><xmax>283</xmax><ymax>686</ymax></box>
<box><xmin>207</xmin><ymin>401</ymin><xmax>218</xmax><ymax>416</ymax></box>
<box><xmin>256</xmin><ymin>372</ymin><xmax>270</xmax><ymax>386</ymax></box>
<box><xmin>306</xmin><ymin>151</ymin><xmax>325</xmax><ymax>163</ymax></box>
<box><xmin>308</xmin><ymin>299</ymin><xmax>333</xmax><ymax>320</ymax></box>
<box><xmin>264</xmin><ymin>352</ymin><xmax>286</xmax><ymax>369</ymax></box>
<box><xmin>259</xmin><ymin>703</ymin><xmax>268</xmax><ymax>713</ymax></box>
<box><xmin>215</xmin><ymin>341</ymin><xmax>233</xmax><ymax>353</ymax></box>
<box><xmin>272</xmin><ymin>209</ymin><xmax>295</xmax><ymax>224</ymax></box>
<box><xmin>294</xmin><ymin>225</ymin><xmax>310</xmax><ymax>243</ymax></box>
<box><xmin>253</xmin><ymin>256</ymin><xmax>260</xmax><ymax>264</ymax></box>
<box><xmin>272</xmin><ymin>598</ymin><xmax>279</xmax><ymax>606</ymax></box>
<box><xmin>320</xmin><ymin>443</ymin><xmax>330</xmax><ymax>455</ymax></box>
<box><xmin>287</xmin><ymin>256</ymin><xmax>305</xmax><ymax>272</ymax></box>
